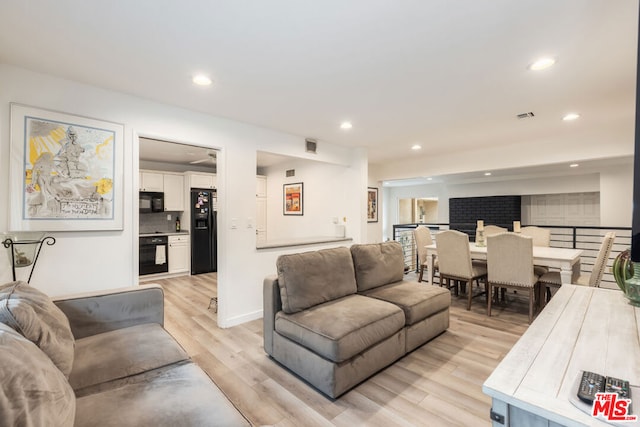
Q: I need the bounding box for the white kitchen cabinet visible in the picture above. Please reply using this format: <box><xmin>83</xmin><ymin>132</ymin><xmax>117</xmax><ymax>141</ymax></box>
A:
<box><xmin>168</xmin><ymin>235</ymin><xmax>190</xmax><ymax>274</ymax></box>
<box><xmin>163</xmin><ymin>173</ymin><xmax>184</xmax><ymax>211</ymax></box>
<box><xmin>256</xmin><ymin>175</ymin><xmax>267</xmax><ymax>197</ymax></box>
<box><xmin>140</xmin><ymin>171</ymin><xmax>164</xmax><ymax>192</ymax></box>
<box><xmin>189</xmin><ymin>172</ymin><xmax>216</xmax><ymax>189</ymax></box>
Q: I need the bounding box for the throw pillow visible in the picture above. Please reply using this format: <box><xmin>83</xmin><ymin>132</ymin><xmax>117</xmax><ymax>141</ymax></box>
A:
<box><xmin>0</xmin><ymin>323</ymin><xmax>76</xmax><ymax>426</ymax></box>
<box><xmin>0</xmin><ymin>281</ymin><xmax>75</xmax><ymax>378</ymax></box>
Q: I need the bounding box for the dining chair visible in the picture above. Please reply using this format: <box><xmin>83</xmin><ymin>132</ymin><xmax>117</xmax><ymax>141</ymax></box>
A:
<box><xmin>484</xmin><ymin>225</ymin><xmax>508</xmax><ymax>236</ymax></box>
<box><xmin>519</xmin><ymin>226</ymin><xmax>551</xmax><ymax>246</ymax></box>
<box><xmin>520</xmin><ymin>226</ymin><xmax>552</xmax><ymax>276</ymax></box>
<box><xmin>487</xmin><ymin>233</ymin><xmax>540</xmax><ymax>324</ymax></box>
<box><xmin>436</xmin><ymin>230</ymin><xmax>487</xmax><ymax>310</ymax></box>
<box><xmin>539</xmin><ymin>232</ymin><xmax>616</xmax><ymax>299</ymax></box>
<box><xmin>475</xmin><ymin>225</ymin><xmax>507</xmax><ymax>243</ymax></box>
<box><xmin>413</xmin><ymin>226</ymin><xmax>438</xmax><ymax>283</ymax></box>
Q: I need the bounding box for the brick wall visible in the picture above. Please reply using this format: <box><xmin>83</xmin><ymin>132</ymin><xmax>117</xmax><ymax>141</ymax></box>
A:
<box><xmin>449</xmin><ymin>195</ymin><xmax>521</xmax><ymax>238</ymax></box>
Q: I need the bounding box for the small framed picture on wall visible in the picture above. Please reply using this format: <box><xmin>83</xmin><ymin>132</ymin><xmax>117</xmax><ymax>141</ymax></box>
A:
<box><xmin>367</xmin><ymin>187</ymin><xmax>378</xmax><ymax>222</ymax></box>
<box><xmin>283</xmin><ymin>182</ymin><xmax>303</xmax><ymax>215</ymax></box>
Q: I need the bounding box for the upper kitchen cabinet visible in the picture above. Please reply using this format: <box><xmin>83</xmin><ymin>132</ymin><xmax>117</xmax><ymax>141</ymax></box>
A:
<box><xmin>163</xmin><ymin>173</ymin><xmax>184</xmax><ymax>211</ymax></box>
<box><xmin>140</xmin><ymin>171</ymin><xmax>164</xmax><ymax>192</ymax></box>
<box><xmin>187</xmin><ymin>172</ymin><xmax>216</xmax><ymax>189</ymax></box>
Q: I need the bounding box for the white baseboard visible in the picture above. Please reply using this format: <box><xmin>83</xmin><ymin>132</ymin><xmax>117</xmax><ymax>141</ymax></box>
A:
<box><xmin>218</xmin><ymin>309</ymin><xmax>263</xmax><ymax>328</ymax></box>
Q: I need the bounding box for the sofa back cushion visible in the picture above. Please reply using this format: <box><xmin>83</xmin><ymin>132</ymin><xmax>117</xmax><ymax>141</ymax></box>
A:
<box><xmin>276</xmin><ymin>246</ymin><xmax>357</xmax><ymax>314</ymax></box>
<box><xmin>0</xmin><ymin>322</ymin><xmax>76</xmax><ymax>426</ymax></box>
<box><xmin>350</xmin><ymin>242</ymin><xmax>405</xmax><ymax>291</ymax></box>
<box><xmin>0</xmin><ymin>281</ymin><xmax>75</xmax><ymax>378</ymax></box>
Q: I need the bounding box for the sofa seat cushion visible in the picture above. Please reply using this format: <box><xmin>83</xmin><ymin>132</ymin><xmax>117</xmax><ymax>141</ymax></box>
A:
<box><xmin>69</xmin><ymin>323</ymin><xmax>189</xmax><ymax>391</ymax></box>
<box><xmin>276</xmin><ymin>246</ymin><xmax>357</xmax><ymax>314</ymax></box>
<box><xmin>0</xmin><ymin>280</ymin><xmax>75</xmax><ymax>377</ymax></box>
<box><xmin>362</xmin><ymin>281</ymin><xmax>451</xmax><ymax>326</ymax></box>
<box><xmin>350</xmin><ymin>242</ymin><xmax>405</xmax><ymax>291</ymax></box>
<box><xmin>0</xmin><ymin>323</ymin><xmax>75</xmax><ymax>427</ymax></box>
<box><xmin>74</xmin><ymin>362</ymin><xmax>250</xmax><ymax>427</ymax></box>
<box><xmin>275</xmin><ymin>294</ymin><xmax>404</xmax><ymax>363</ymax></box>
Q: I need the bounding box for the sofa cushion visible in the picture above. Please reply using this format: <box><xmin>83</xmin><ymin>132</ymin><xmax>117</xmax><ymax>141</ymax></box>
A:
<box><xmin>275</xmin><ymin>294</ymin><xmax>404</xmax><ymax>363</ymax></box>
<box><xmin>362</xmin><ymin>281</ymin><xmax>451</xmax><ymax>326</ymax></box>
<box><xmin>74</xmin><ymin>362</ymin><xmax>250</xmax><ymax>427</ymax></box>
<box><xmin>0</xmin><ymin>280</ymin><xmax>75</xmax><ymax>377</ymax></box>
<box><xmin>350</xmin><ymin>242</ymin><xmax>405</xmax><ymax>291</ymax></box>
<box><xmin>69</xmin><ymin>323</ymin><xmax>189</xmax><ymax>392</ymax></box>
<box><xmin>0</xmin><ymin>322</ymin><xmax>76</xmax><ymax>426</ymax></box>
<box><xmin>277</xmin><ymin>246</ymin><xmax>357</xmax><ymax>314</ymax></box>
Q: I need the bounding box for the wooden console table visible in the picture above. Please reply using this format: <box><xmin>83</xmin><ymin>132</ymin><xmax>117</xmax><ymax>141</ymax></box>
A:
<box><xmin>483</xmin><ymin>285</ymin><xmax>640</xmax><ymax>426</ymax></box>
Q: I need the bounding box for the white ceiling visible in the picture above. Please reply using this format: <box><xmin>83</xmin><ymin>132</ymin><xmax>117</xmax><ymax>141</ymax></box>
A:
<box><xmin>0</xmin><ymin>1</ymin><xmax>637</xmax><ymax>176</ymax></box>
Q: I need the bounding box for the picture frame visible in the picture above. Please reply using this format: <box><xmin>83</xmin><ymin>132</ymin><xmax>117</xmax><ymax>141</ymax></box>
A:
<box><xmin>9</xmin><ymin>103</ymin><xmax>124</xmax><ymax>231</ymax></box>
<box><xmin>283</xmin><ymin>182</ymin><xmax>303</xmax><ymax>216</ymax></box>
<box><xmin>367</xmin><ymin>187</ymin><xmax>379</xmax><ymax>222</ymax></box>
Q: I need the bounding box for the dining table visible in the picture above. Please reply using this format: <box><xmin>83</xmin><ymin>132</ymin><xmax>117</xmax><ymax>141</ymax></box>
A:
<box><xmin>424</xmin><ymin>242</ymin><xmax>583</xmax><ymax>286</ymax></box>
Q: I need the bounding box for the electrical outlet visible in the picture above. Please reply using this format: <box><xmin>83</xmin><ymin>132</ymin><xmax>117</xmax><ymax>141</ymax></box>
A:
<box><xmin>167</xmin><ymin>214</ymin><xmax>172</xmax><ymax>221</ymax></box>
<box><xmin>247</xmin><ymin>217</ymin><xmax>254</xmax><ymax>228</ymax></box>
<box><xmin>231</xmin><ymin>218</ymin><xmax>237</xmax><ymax>229</ymax></box>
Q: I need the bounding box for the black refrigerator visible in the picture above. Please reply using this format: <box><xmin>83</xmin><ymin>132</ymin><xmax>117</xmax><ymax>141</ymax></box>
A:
<box><xmin>191</xmin><ymin>189</ymin><xmax>217</xmax><ymax>274</ymax></box>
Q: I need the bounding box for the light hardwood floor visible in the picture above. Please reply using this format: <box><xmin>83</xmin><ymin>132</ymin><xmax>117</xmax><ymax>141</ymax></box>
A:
<box><xmin>152</xmin><ymin>272</ymin><xmax>531</xmax><ymax>426</ymax></box>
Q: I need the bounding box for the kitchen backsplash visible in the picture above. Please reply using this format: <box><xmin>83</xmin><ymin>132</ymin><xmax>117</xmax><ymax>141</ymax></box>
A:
<box><xmin>140</xmin><ymin>211</ymin><xmax>183</xmax><ymax>234</ymax></box>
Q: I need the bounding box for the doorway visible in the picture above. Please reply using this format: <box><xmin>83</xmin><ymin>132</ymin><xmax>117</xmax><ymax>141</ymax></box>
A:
<box><xmin>398</xmin><ymin>197</ymin><xmax>438</xmax><ymax>224</ymax></box>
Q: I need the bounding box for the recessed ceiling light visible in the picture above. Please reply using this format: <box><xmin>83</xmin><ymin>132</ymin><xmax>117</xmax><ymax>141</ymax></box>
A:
<box><xmin>484</xmin><ymin>172</ymin><xmax>492</xmax><ymax>176</ymax></box>
<box><xmin>563</xmin><ymin>113</ymin><xmax>581</xmax><ymax>121</ymax></box>
<box><xmin>411</xmin><ymin>144</ymin><xmax>422</xmax><ymax>150</ymax></box>
<box><xmin>427</xmin><ymin>177</ymin><xmax>433</xmax><ymax>181</ymax></box>
<box><xmin>529</xmin><ymin>57</ymin><xmax>556</xmax><ymax>71</ymax></box>
<box><xmin>192</xmin><ymin>74</ymin><xmax>212</xmax><ymax>86</ymax></box>
<box><xmin>570</xmin><ymin>163</ymin><xmax>579</xmax><ymax>168</ymax></box>
<box><xmin>340</xmin><ymin>121</ymin><xmax>353</xmax><ymax>130</ymax></box>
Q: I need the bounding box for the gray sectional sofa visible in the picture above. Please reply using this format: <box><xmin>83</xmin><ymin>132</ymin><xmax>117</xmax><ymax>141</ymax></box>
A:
<box><xmin>0</xmin><ymin>281</ymin><xmax>249</xmax><ymax>427</ymax></box>
<box><xmin>263</xmin><ymin>241</ymin><xmax>451</xmax><ymax>398</ymax></box>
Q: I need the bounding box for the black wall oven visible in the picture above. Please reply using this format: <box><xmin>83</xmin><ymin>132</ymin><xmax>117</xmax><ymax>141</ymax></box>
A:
<box><xmin>139</xmin><ymin>235</ymin><xmax>169</xmax><ymax>275</ymax></box>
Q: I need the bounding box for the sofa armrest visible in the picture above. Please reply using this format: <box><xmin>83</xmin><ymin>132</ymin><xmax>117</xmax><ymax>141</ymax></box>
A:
<box><xmin>52</xmin><ymin>284</ymin><xmax>164</xmax><ymax>339</ymax></box>
<box><xmin>263</xmin><ymin>275</ymin><xmax>281</xmax><ymax>356</ymax></box>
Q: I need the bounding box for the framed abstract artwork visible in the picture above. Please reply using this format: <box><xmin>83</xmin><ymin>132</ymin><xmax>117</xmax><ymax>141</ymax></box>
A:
<box><xmin>283</xmin><ymin>182</ymin><xmax>303</xmax><ymax>216</ymax></box>
<box><xmin>9</xmin><ymin>103</ymin><xmax>124</xmax><ymax>231</ymax></box>
<box><xmin>367</xmin><ymin>187</ymin><xmax>378</xmax><ymax>222</ymax></box>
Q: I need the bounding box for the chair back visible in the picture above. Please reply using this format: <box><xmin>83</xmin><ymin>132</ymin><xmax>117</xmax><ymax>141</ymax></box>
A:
<box><xmin>413</xmin><ymin>226</ymin><xmax>433</xmax><ymax>266</ymax></box>
<box><xmin>476</xmin><ymin>225</ymin><xmax>507</xmax><ymax>242</ymax></box>
<box><xmin>484</xmin><ymin>225</ymin><xmax>508</xmax><ymax>236</ymax></box>
<box><xmin>436</xmin><ymin>230</ymin><xmax>473</xmax><ymax>279</ymax></box>
<box><xmin>588</xmin><ymin>232</ymin><xmax>616</xmax><ymax>287</ymax></box>
<box><xmin>520</xmin><ymin>226</ymin><xmax>551</xmax><ymax>247</ymax></box>
<box><xmin>487</xmin><ymin>233</ymin><xmax>536</xmax><ymax>287</ymax></box>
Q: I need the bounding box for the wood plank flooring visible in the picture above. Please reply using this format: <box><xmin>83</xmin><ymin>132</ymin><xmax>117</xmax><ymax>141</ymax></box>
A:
<box><xmin>152</xmin><ymin>272</ymin><xmax>531</xmax><ymax>426</ymax></box>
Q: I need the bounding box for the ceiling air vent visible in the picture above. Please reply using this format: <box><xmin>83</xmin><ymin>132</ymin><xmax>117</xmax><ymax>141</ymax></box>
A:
<box><xmin>517</xmin><ymin>112</ymin><xmax>535</xmax><ymax>119</ymax></box>
<box><xmin>305</xmin><ymin>138</ymin><xmax>317</xmax><ymax>154</ymax></box>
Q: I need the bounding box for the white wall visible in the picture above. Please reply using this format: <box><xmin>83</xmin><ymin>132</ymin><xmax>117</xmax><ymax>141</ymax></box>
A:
<box><xmin>0</xmin><ymin>64</ymin><xmax>367</xmax><ymax>327</ymax></box>
<box><xmin>263</xmin><ymin>158</ymin><xmax>360</xmax><ymax>240</ymax></box>
<box><xmin>601</xmin><ymin>165</ymin><xmax>634</xmax><ymax>227</ymax></box>
<box><xmin>381</xmin><ymin>170</ymin><xmax>632</xmax><ymax>240</ymax></box>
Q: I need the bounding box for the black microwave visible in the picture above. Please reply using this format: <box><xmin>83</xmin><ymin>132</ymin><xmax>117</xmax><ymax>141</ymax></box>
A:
<box><xmin>139</xmin><ymin>192</ymin><xmax>164</xmax><ymax>213</ymax></box>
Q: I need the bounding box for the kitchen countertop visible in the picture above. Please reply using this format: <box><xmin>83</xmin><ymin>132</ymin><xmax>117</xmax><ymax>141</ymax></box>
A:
<box><xmin>256</xmin><ymin>236</ymin><xmax>352</xmax><ymax>249</ymax></box>
<box><xmin>139</xmin><ymin>231</ymin><xmax>190</xmax><ymax>237</ymax></box>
